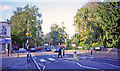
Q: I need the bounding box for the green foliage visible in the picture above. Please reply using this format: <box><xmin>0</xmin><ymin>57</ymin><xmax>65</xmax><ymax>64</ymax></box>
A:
<box><xmin>73</xmin><ymin>2</ymin><xmax>120</xmax><ymax>49</ymax></box>
<box><xmin>9</xmin><ymin>4</ymin><xmax>43</xmax><ymax>47</ymax></box>
<box><xmin>97</xmin><ymin>2</ymin><xmax>120</xmax><ymax>48</ymax></box>
<box><xmin>43</xmin><ymin>24</ymin><xmax>67</xmax><ymax>46</ymax></box>
<box><xmin>93</xmin><ymin>41</ymin><xmax>103</xmax><ymax>47</ymax></box>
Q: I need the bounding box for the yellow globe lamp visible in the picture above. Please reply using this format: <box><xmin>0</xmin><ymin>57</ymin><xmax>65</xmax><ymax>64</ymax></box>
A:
<box><xmin>64</xmin><ymin>35</ymin><xmax>67</xmax><ymax>38</ymax></box>
<box><xmin>26</xmin><ymin>33</ymin><xmax>29</xmax><ymax>36</ymax></box>
<box><xmin>60</xmin><ymin>35</ymin><xmax>62</xmax><ymax>38</ymax></box>
<box><xmin>90</xmin><ymin>36</ymin><xmax>92</xmax><ymax>38</ymax></box>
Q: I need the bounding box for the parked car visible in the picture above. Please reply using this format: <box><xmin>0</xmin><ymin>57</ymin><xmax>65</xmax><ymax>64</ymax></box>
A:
<box><xmin>52</xmin><ymin>47</ymin><xmax>59</xmax><ymax>52</ymax></box>
<box><xmin>30</xmin><ymin>47</ymin><xmax>36</xmax><ymax>52</ymax></box>
<box><xmin>11</xmin><ymin>45</ymin><xmax>19</xmax><ymax>50</ymax></box>
<box><xmin>46</xmin><ymin>47</ymin><xmax>51</xmax><ymax>51</ymax></box>
<box><xmin>94</xmin><ymin>47</ymin><xmax>101</xmax><ymax>51</ymax></box>
<box><xmin>37</xmin><ymin>46</ymin><xmax>42</xmax><ymax>50</ymax></box>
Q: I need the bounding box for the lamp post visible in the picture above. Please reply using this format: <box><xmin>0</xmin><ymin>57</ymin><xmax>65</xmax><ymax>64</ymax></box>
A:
<box><xmin>59</xmin><ymin>22</ymin><xmax>67</xmax><ymax>56</ymax></box>
<box><xmin>26</xmin><ymin>19</ymin><xmax>34</xmax><ymax>63</ymax></box>
<box><xmin>26</xmin><ymin>32</ymin><xmax>29</xmax><ymax>63</ymax></box>
<box><xmin>90</xmin><ymin>36</ymin><xmax>93</xmax><ymax>55</ymax></box>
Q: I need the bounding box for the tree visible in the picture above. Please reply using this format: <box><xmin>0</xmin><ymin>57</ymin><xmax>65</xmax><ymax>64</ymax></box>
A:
<box><xmin>73</xmin><ymin>1</ymin><xmax>120</xmax><ymax>49</ymax></box>
<box><xmin>9</xmin><ymin>4</ymin><xmax>43</xmax><ymax>47</ymax></box>
<box><xmin>73</xmin><ymin>2</ymin><xmax>103</xmax><ymax>46</ymax></box>
<box><xmin>97</xmin><ymin>2</ymin><xmax>120</xmax><ymax>48</ymax></box>
<box><xmin>43</xmin><ymin>24</ymin><xmax>67</xmax><ymax>47</ymax></box>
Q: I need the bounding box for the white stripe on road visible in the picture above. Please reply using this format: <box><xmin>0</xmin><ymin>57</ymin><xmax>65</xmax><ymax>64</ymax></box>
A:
<box><xmin>77</xmin><ymin>63</ymin><xmax>82</xmax><ymax>67</ymax></box>
<box><xmin>38</xmin><ymin>63</ymin><xmax>45</xmax><ymax>70</ymax></box>
<box><xmin>108</xmin><ymin>64</ymin><xmax>120</xmax><ymax>68</ymax></box>
<box><xmin>63</xmin><ymin>58</ymin><xmax>98</xmax><ymax>69</ymax></box>
<box><xmin>82</xmin><ymin>66</ymin><xmax>98</xmax><ymax>69</ymax></box>
<box><xmin>78</xmin><ymin>56</ymin><xmax>86</xmax><ymax>59</ymax></box>
<box><xmin>87</xmin><ymin>60</ymin><xmax>120</xmax><ymax>68</ymax></box>
<box><xmin>78</xmin><ymin>56</ymin><xmax>94</xmax><ymax>59</ymax></box>
<box><xmin>48</xmin><ymin>58</ymin><xmax>55</xmax><ymax>61</ymax></box>
<box><xmin>39</xmin><ymin>59</ymin><xmax>47</xmax><ymax>62</ymax></box>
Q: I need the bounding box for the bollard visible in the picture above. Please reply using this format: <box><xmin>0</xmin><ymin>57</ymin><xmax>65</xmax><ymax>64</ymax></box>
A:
<box><xmin>17</xmin><ymin>53</ymin><xmax>19</xmax><ymax>57</ymax></box>
<box><xmin>73</xmin><ymin>51</ymin><xmax>77</xmax><ymax>58</ymax></box>
<box><xmin>90</xmin><ymin>50</ymin><xmax>92</xmax><ymax>55</ymax></box>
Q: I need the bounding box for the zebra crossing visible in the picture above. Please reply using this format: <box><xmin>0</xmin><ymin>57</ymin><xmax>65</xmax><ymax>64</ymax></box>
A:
<box><xmin>38</xmin><ymin>57</ymin><xmax>61</xmax><ymax>63</ymax></box>
<box><xmin>78</xmin><ymin>56</ymin><xmax>94</xmax><ymax>59</ymax></box>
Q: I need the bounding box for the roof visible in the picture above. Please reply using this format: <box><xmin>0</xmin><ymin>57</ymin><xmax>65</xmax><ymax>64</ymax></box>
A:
<box><xmin>0</xmin><ymin>21</ymin><xmax>12</xmax><ymax>25</ymax></box>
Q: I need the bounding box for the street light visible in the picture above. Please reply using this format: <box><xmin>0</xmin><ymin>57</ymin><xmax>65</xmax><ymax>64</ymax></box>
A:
<box><xmin>90</xmin><ymin>35</ymin><xmax>93</xmax><ymax>55</ymax></box>
<box><xmin>26</xmin><ymin>19</ymin><xmax>34</xmax><ymax>63</ymax></box>
<box><xmin>59</xmin><ymin>22</ymin><xmax>67</xmax><ymax>56</ymax></box>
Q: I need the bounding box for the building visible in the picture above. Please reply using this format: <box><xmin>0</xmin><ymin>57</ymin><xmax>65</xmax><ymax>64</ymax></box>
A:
<box><xmin>0</xmin><ymin>21</ymin><xmax>11</xmax><ymax>54</ymax></box>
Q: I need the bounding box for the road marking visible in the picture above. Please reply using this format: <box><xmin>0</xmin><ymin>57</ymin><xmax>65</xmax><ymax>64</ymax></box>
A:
<box><xmin>63</xmin><ymin>58</ymin><xmax>98</xmax><ymax>69</ymax></box>
<box><xmin>82</xmin><ymin>66</ymin><xmax>98</xmax><ymax>69</ymax></box>
<box><xmin>77</xmin><ymin>63</ymin><xmax>82</xmax><ymax>67</ymax></box>
<box><xmin>38</xmin><ymin>63</ymin><xmax>45</xmax><ymax>70</ymax></box>
<box><xmin>87</xmin><ymin>60</ymin><xmax>120</xmax><ymax>69</ymax></box>
<box><xmin>108</xmin><ymin>64</ymin><xmax>120</xmax><ymax>68</ymax></box>
<box><xmin>78</xmin><ymin>56</ymin><xmax>94</xmax><ymax>59</ymax></box>
<box><xmin>31</xmin><ymin>54</ymin><xmax>41</xmax><ymax>70</ymax></box>
<box><xmin>78</xmin><ymin>56</ymin><xmax>86</xmax><ymax>59</ymax></box>
<box><xmin>48</xmin><ymin>58</ymin><xmax>55</xmax><ymax>61</ymax></box>
<box><xmin>39</xmin><ymin>59</ymin><xmax>46</xmax><ymax>62</ymax></box>
<box><xmin>33</xmin><ymin>57</ymin><xmax>36</xmax><ymax>59</ymax></box>
<box><xmin>89</xmin><ymin>57</ymin><xmax>94</xmax><ymax>58</ymax></box>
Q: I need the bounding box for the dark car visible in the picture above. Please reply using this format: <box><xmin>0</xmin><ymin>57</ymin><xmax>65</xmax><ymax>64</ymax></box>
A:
<box><xmin>46</xmin><ymin>47</ymin><xmax>51</xmax><ymax>51</ymax></box>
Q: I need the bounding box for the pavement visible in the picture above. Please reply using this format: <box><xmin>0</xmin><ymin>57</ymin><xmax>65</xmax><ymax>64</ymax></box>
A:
<box><xmin>64</xmin><ymin>49</ymin><xmax>120</xmax><ymax>60</ymax></box>
<box><xmin>1</xmin><ymin>52</ymin><xmax>32</xmax><ymax>70</ymax></box>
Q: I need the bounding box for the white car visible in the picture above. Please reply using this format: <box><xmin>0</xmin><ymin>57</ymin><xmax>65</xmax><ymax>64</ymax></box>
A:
<box><xmin>30</xmin><ymin>48</ymin><xmax>36</xmax><ymax>52</ymax></box>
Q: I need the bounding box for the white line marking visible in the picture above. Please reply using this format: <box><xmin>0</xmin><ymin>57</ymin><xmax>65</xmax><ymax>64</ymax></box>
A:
<box><xmin>82</xmin><ymin>66</ymin><xmax>98</xmax><ymax>69</ymax></box>
<box><xmin>78</xmin><ymin>56</ymin><xmax>86</xmax><ymax>59</ymax></box>
<box><xmin>48</xmin><ymin>58</ymin><xmax>55</xmax><ymax>61</ymax></box>
<box><xmin>63</xmin><ymin>58</ymin><xmax>98</xmax><ymax>69</ymax></box>
<box><xmin>89</xmin><ymin>57</ymin><xmax>94</xmax><ymax>58</ymax></box>
<box><xmin>38</xmin><ymin>63</ymin><xmax>45</xmax><ymax>70</ymax></box>
<box><xmin>77</xmin><ymin>63</ymin><xmax>82</xmax><ymax>67</ymax></box>
<box><xmin>87</xmin><ymin>60</ymin><xmax>120</xmax><ymax>68</ymax></box>
<box><xmin>31</xmin><ymin>54</ymin><xmax>41</xmax><ymax>70</ymax></box>
<box><xmin>108</xmin><ymin>64</ymin><xmax>120</xmax><ymax>68</ymax></box>
<box><xmin>39</xmin><ymin>59</ymin><xmax>46</xmax><ymax>62</ymax></box>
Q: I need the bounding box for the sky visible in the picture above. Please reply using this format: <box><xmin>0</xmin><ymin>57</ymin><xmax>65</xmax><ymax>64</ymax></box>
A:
<box><xmin>0</xmin><ymin>0</ymin><xmax>105</xmax><ymax>39</ymax></box>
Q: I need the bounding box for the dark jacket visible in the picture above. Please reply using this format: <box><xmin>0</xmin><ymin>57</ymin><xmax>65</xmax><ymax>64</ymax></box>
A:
<box><xmin>58</xmin><ymin>48</ymin><xmax>61</xmax><ymax>53</ymax></box>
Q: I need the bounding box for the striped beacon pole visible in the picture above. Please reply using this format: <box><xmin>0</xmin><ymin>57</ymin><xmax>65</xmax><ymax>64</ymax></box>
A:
<box><xmin>90</xmin><ymin>36</ymin><xmax>93</xmax><ymax>55</ymax></box>
<box><xmin>26</xmin><ymin>33</ymin><xmax>29</xmax><ymax>63</ymax></box>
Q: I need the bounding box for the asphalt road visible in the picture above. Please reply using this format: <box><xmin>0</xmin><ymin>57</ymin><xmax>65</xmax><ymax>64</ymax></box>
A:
<box><xmin>31</xmin><ymin>51</ymin><xmax>120</xmax><ymax>71</ymax></box>
<box><xmin>14</xmin><ymin>48</ymin><xmax>120</xmax><ymax>71</ymax></box>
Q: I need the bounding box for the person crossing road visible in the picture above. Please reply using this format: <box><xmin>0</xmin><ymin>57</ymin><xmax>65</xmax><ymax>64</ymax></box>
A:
<box><xmin>57</xmin><ymin>47</ymin><xmax>62</xmax><ymax>58</ymax></box>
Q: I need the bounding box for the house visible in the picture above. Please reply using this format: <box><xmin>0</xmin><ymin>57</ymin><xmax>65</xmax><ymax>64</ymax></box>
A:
<box><xmin>0</xmin><ymin>21</ymin><xmax>11</xmax><ymax>55</ymax></box>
